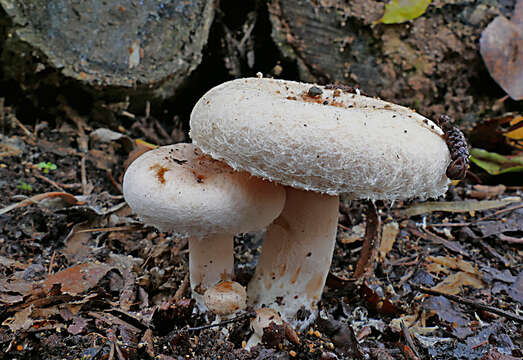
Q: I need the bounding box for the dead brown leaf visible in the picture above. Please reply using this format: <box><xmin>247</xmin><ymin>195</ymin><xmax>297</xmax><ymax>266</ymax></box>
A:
<box><xmin>423</xmin><ymin>296</ymin><xmax>472</xmax><ymax>339</ymax></box>
<box><xmin>469</xmin><ymin>114</ymin><xmax>521</xmax><ymax>153</ymax></box>
<box><xmin>481</xmin><ymin>348</ymin><xmax>521</xmax><ymax>360</ymax></box>
<box><xmin>378</xmin><ymin>221</ymin><xmax>399</xmax><ymax>262</ymax></box>
<box><xmin>43</xmin><ymin>262</ymin><xmax>113</xmax><ymax>295</ymax></box>
<box><xmin>67</xmin><ymin>316</ymin><xmax>90</xmax><ymax>335</ymax></box>
<box><xmin>123</xmin><ymin>139</ymin><xmax>156</xmax><ymax>172</ymax></box>
<box><xmin>475</xmin><ymin>207</ymin><xmax>523</xmax><ymax>237</ymax></box>
<box><xmin>426</xmin><ymin>256</ymin><xmax>479</xmax><ymax>275</ymax></box>
<box><xmin>63</xmin><ymin>222</ymin><xmax>97</xmax><ymax>261</ymax></box>
<box><xmin>360</xmin><ymin>283</ymin><xmax>400</xmax><ymax>316</ymax></box>
<box><xmin>339</xmin><ymin>223</ymin><xmax>365</xmax><ymax>244</ymax></box>
<box><xmin>468</xmin><ymin>185</ymin><xmax>506</xmax><ymax>200</ymax></box>
<box><xmin>480</xmin><ymin>14</ymin><xmax>523</xmax><ymax>100</ymax></box>
<box><xmin>431</xmin><ymin>272</ymin><xmax>485</xmax><ymax>295</ymax></box>
<box><xmin>0</xmin><ymin>276</ymin><xmax>34</xmax><ymax>300</ymax></box>
<box><xmin>2</xmin><ymin>305</ymin><xmax>35</xmax><ymax>332</ymax></box>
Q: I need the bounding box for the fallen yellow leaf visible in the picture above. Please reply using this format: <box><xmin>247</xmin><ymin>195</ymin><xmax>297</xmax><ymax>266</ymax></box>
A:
<box><xmin>427</xmin><ymin>256</ymin><xmax>479</xmax><ymax>275</ymax></box>
<box><xmin>431</xmin><ymin>272</ymin><xmax>485</xmax><ymax>295</ymax></box>
<box><xmin>379</xmin><ymin>222</ymin><xmax>399</xmax><ymax>262</ymax></box>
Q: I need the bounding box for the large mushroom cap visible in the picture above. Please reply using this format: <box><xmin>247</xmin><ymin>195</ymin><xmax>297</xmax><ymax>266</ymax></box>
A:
<box><xmin>123</xmin><ymin>143</ymin><xmax>285</xmax><ymax>237</ymax></box>
<box><xmin>190</xmin><ymin>78</ymin><xmax>451</xmax><ymax>200</ymax></box>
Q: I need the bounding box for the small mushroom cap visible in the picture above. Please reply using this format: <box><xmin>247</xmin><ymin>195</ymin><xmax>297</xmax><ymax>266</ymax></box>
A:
<box><xmin>250</xmin><ymin>308</ymin><xmax>283</xmax><ymax>337</ymax></box>
<box><xmin>204</xmin><ymin>281</ymin><xmax>247</xmax><ymax>316</ymax></box>
<box><xmin>123</xmin><ymin>143</ymin><xmax>285</xmax><ymax>236</ymax></box>
<box><xmin>190</xmin><ymin>78</ymin><xmax>451</xmax><ymax>200</ymax></box>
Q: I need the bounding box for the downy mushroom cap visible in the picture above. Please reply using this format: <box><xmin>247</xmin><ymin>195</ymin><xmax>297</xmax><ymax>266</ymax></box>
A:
<box><xmin>204</xmin><ymin>281</ymin><xmax>247</xmax><ymax>316</ymax></box>
<box><xmin>190</xmin><ymin>77</ymin><xmax>451</xmax><ymax>200</ymax></box>
<box><xmin>123</xmin><ymin>143</ymin><xmax>285</xmax><ymax>237</ymax></box>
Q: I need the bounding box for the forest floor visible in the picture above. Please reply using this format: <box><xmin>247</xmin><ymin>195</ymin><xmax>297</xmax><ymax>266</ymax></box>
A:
<box><xmin>0</xmin><ymin>97</ymin><xmax>521</xmax><ymax>360</ymax></box>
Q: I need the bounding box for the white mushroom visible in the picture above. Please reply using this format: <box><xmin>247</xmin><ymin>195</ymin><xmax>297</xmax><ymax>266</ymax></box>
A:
<box><xmin>190</xmin><ymin>78</ymin><xmax>452</xmax><ymax>328</ymax></box>
<box><xmin>123</xmin><ymin>143</ymin><xmax>285</xmax><ymax>308</ymax></box>
<box><xmin>204</xmin><ymin>280</ymin><xmax>247</xmax><ymax>316</ymax></box>
<box><xmin>245</xmin><ymin>308</ymin><xmax>284</xmax><ymax>349</ymax></box>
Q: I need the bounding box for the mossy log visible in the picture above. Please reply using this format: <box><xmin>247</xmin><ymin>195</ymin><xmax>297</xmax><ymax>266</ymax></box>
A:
<box><xmin>0</xmin><ymin>0</ymin><xmax>214</xmax><ymax>99</ymax></box>
<box><xmin>268</xmin><ymin>0</ymin><xmax>517</xmax><ymax>121</ymax></box>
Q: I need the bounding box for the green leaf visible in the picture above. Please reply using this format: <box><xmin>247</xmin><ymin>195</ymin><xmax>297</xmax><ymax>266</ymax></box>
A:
<box><xmin>16</xmin><ymin>181</ymin><xmax>32</xmax><ymax>192</ymax></box>
<box><xmin>36</xmin><ymin>161</ymin><xmax>57</xmax><ymax>173</ymax></box>
<box><xmin>470</xmin><ymin>148</ymin><xmax>523</xmax><ymax>175</ymax></box>
<box><xmin>379</xmin><ymin>0</ymin><xmax>432</xmax><ymax>24</ymax></box>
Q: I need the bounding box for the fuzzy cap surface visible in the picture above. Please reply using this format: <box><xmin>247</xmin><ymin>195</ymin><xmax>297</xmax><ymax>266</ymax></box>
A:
<box><xmin>190</xmin><ymin>78</ymin><xmax>451</xmax><ymax>200</ymax></box>
<box><xmin>123</xmin><ymin>143</ymin><xmax>285</xmax><ymax>236</ymax></box>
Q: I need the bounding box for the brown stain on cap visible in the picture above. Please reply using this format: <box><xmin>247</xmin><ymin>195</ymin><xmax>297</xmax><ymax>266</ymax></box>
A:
<box><xmin>300</xmin><ymin>92</ymin><xmax>348</xmax><ymax>108</ymax></box>
<box><xmin>191</xmin><ymin>170</ymin><xmax>206</xmax><ymax>183</ymax></box>
<box><xmin>215</xmin><ymin>280</ymin><xmax>234</xmax><ymax>293</ymax></box>
<box><xmin>149</xmin><ymin>164</ymin><xmax>169</xmax><ymax>184</ymax></box>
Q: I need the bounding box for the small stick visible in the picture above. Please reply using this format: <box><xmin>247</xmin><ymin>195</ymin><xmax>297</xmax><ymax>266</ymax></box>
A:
<box><xmin>472</xmin><ymin>203</ymin><xmax>523</xmax><ymax>223</ymax></box>
<box><xmin>427</xmin><ymin>222</ymin><xmax>471</xmax><ymax>227</ymax></box>
<box><xmin>412</xmin><ymin>285</ymin><xmax>523</xmax><ymax>324</ymax></box>
<box><xmin>400</xmin><ymin>321</ymin><xmax>421</xmax><ymax>359</ymax></box>
<box><xmin>76</xmin><ymin>225</ymin><xmax>143</xmax><ymax>233</ymax></box>
<box><xmin>408</xmin><ymin>227</ymin><xmax>468</xmax><ymax>257</ymax></box>
<box><xmin>108</xmin><ymin>343</ymin><xmax>115</xmax><ymax>360</ymax></box>
<box><xmin>33</xmin><ymin>171</ymin><xmax>65</xmax><ymax>192</ymax></box>
<box><xmin>59</xmin><ymin>183</ymin><xmax>82</xmax><ymax>189</ymax></box>
<box><xmin>48</xmin><ymin>251</ymin><xmax>56</xmax><ymax>275</ymax></box>
<box><xmin>145</xmin><ymin>101</ymin><xmax>150</xmax><ymax>119</ymax></box>
<box><xmin>0</xmin><ymin>191</ymin><xmax>83</xmax><ymax>215</ymax></box>
<box><xmin>337</xmin><ymin>223</ymin><xmax>351</xmax><ymax>231</ymax></box>
<box><xmin>428</xmin><ymin>203</ymin><xmax>523</xmax><ymax>228</ymax></box>
<box><xmin>184</xmin><ymin>311</ymin><xmax>255</xmax><ymax>332</ymax></box>
<box><xmin>164</xmin><ymin>311</ymin><xmax>256</xmax><ymax>346</ymax></box>
<box><xmin>81</xmin><ymin>156</ymin><xmax>88</xmax><ymax>195</ymax></box>
<box><xmin>13</xmin><ymin>115</ymin><xmax>36</xmax><ymax>139</ymax></box>
<box><xmin>497</xmin><ymin>234</ymin><xmax>523</xmax><ymax>244</ymax></box>
<box><xmin>471</xmin><ymin>339</ymin><xmax>489</xmax><ymax>349</ymax></box>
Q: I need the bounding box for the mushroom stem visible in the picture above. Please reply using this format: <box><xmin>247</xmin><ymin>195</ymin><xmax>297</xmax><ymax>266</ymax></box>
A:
<box><xmin>189</xmin><ymin>234</ymin><xmax>234</xmax><ymax>307</ymax></box>
<box><xmin>247</xmin><ymin>187</ymin><xmax>339</xmax><ymax>329</ymax></box>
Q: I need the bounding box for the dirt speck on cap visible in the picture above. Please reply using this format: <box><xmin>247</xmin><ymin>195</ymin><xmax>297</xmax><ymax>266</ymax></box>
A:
<box><xmin>149</xmin><ymin>163</ymin><xmax>169</xmax><ymax>184</ymax></box>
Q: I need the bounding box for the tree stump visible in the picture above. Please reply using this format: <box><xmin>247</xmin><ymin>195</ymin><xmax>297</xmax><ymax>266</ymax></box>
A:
<box><xmin>268</xmin><ymin>0</ymin><xmax>517</xmax><ymax>121</ymax></box>
<box><xmin>0</xmin><ymin>0</ymin><xmax>214</xmax><ymax>98</ymax></box>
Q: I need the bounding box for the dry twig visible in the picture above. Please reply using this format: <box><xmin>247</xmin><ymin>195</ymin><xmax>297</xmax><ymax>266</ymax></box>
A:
<box><xmin>412</xmin><ymin>285</ymin><xmax>523</xmax><ymax>324</ymax></box>
<box><xmin>32</xmin><ymin>171</ymin><xmax>65</xmax><ymax>192</ymax></box>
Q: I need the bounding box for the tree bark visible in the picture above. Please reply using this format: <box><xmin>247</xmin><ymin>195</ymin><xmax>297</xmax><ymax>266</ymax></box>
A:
<box><xmin>0</xmin><ymin>0</ymin><xmax>214</xmax><ymax>99</ymax></box>
<box><xmin>268</xmin><ymin>0</ymin><xmax>517</xmax><ymax>122</ymax></box>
